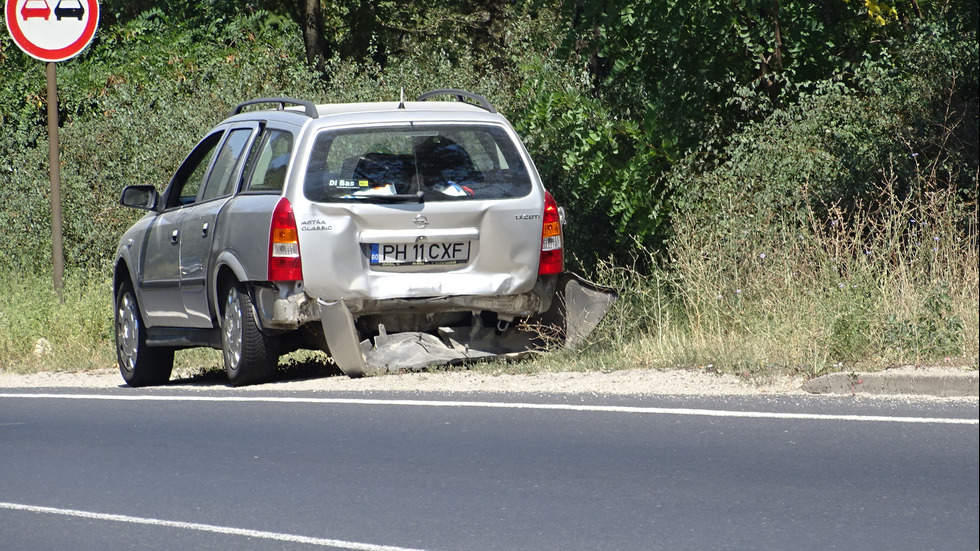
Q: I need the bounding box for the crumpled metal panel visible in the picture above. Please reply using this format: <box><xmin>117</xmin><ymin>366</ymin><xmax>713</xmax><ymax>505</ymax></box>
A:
<box><xmin>292</xmin><ymin>196</ymin><xmax>544</xmax><ymax>302</ymax></box>
<box><xmin>322</xmin><ymin>273</ymin><xmax>618</xmax><ymax>376</ymax></box>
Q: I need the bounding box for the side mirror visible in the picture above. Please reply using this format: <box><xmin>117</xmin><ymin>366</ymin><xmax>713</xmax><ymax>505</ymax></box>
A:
<box><xmin>119</xmin><ymin>185</ymin><xmax>160</xmax><ymax>211</ymax></box>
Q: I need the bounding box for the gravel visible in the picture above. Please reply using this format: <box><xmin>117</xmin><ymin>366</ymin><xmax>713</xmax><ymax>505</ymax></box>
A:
<box><xmin>0</xmin><ymin>366</ymin><xmax>807</xmax><ymax>395</ymax></box>
<box><xmin>4</xmin><ymin>365</ymin><xmax>973</xmax><ymax>399</ymax></box>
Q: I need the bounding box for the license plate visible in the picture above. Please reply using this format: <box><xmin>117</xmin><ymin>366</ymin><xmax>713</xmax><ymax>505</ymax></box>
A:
<box><xmin>370</xmin><ymin>241</ymin><xmax>470</xmax><ymax>266</ymax></box>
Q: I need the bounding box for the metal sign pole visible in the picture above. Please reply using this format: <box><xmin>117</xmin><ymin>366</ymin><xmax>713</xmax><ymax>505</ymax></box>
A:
<box><xmin>6</xmin><ymin>0</ymin><xmax>100</xmax><ymax>297</ymax></box>
<box><xmin>47</xmin><ymin>61</ymin><xmax>64</xmax><ymax>296</ymax></box>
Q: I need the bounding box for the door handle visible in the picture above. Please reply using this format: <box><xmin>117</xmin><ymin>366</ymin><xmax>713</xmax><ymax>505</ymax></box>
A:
<box><xmin>171</xmin><ymin>229</ymin><xmax>179</xmax><ymax>244</ymax></box>
<box><xmin>202</xmin><ymin>222</ymin><xmax>209</xmax><ymax>238</ymax></box>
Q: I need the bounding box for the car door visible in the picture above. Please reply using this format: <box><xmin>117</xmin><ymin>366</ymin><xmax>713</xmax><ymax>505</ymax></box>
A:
<box><xmin>138</xmin><ymin>129</ymin><xmax>225</xmax><ymax>327</ymax></box>
<box><xmin>178</xmin><ymin>125</ymin><xmax>259</xmax><ymax>326</ymax></box>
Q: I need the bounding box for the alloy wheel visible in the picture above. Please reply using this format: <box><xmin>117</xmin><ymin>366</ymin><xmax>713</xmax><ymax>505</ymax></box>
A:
<box><xmin>222</xmin><ymin>287</ymin><xmax>244</xmax><ymax>370</ymax></box>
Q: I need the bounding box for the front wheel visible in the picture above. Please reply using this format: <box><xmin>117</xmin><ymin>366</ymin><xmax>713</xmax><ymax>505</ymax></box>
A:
<box><xmin>115</xmin><ymin>281</ymin><xmax>174</xmax><ymax>387</ymax></box>
<box><xmin>221</xmin><ymin>284</ymin><xmax>278</xmax><ymax>386</ymax></box>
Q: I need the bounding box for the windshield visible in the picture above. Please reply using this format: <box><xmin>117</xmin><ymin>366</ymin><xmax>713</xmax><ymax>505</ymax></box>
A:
<box><xmin>303</xmin><ymin>124</ymin><xmax>532</xmax><ymax>202</ymax></box>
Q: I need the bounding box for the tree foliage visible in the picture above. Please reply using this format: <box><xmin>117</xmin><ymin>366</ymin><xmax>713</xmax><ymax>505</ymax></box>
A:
<box><xmin>515</xmin><ymin>0</ymin><xmax>977</xmax><ymax>265</ymax></box>
<box><xmin>0</xmin><ymin>0</ymin><xmax>976</xmax><ymax>275</ymax></box>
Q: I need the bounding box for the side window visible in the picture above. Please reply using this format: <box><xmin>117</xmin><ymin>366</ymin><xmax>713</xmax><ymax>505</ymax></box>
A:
<box><xmin>200</xmin><ymin>129</ymin><xmax>253</xmax><ymax>202</ymax></box>
<box><xmin>168</xmin><ymin>131</ymin><xmax>224</xmax><ymax>209</ymax></box>
<box><xmin>244</xmin><ymin>130</ymin><xmax>294</xmax><ymax>192</ymax></box>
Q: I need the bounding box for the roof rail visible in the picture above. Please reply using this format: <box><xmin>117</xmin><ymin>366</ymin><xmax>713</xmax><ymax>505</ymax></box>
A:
<box><xmin>416</xmin><ymin>89</ymin><xmax>496</xmax><ymax>113</ymax></box>
<box><xmin>231</xmin><ymin>97</ymin><xmax>319</xmax><ymax>119</ymax></box>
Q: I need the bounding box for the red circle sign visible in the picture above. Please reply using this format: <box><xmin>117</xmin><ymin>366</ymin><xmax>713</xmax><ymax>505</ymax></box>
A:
<box><xmin>4</xmin><ymin>0</ymin><xmax>99</xmax><ymax>62</ymax></box>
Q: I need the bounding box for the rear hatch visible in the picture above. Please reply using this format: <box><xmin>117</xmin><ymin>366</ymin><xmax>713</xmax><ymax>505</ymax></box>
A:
<box><xmin>290</xmin><ymin>121</ymin><xmax>546</xmax><ymax>302</ymax></box>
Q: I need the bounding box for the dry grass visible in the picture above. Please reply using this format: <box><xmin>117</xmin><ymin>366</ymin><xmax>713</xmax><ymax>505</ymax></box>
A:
<box><xmin>577</xmin><ymin>177</ymin><xmax>979</xmax><ymax>378</ymax></box>
<box><xmin>2</xmin><ymin>178</ymin><xmax>976</xmax><ymax>379</ymax></box>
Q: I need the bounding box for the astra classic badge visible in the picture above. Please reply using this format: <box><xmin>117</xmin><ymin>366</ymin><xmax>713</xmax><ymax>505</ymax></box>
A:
<box><xmin>300</xmin><ymin>219</ymin><xmax>333</xmax><ymax>231</ymax></box>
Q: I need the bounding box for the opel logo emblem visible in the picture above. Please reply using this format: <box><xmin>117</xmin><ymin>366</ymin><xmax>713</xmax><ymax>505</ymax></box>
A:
<box><xmin>413</xmin><ymin>214</ymin><xmax>429</xmax><ymax>229</ymax></box>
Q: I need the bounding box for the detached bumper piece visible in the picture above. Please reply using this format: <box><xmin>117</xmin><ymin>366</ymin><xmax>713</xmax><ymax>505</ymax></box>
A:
<box><xmin>321</xmin><ymin>273</ymin><xmax>617</xmax><ymax>377</ymax></box>
<box><xmin>536</xmin><ymin>273</ymin><xmax>618</xmax><ymax>350</ymax></box>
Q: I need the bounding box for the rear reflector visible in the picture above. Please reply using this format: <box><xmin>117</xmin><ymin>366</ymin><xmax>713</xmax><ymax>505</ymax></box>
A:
<box><xmin>269</xmin><ymin>198</ymin><xmax>303</xmax><ymax>281</ymax></box>
<box><xmin>539</xmin><ymin>191</ymin><xmax>564</xmax><ymax>275</ymax></box>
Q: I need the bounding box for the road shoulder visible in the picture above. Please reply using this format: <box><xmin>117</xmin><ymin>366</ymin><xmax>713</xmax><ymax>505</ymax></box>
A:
<box><xmin>1</xmin><ymin>365</ymin><xmax>977</xmax><ymax>398</ymax></box>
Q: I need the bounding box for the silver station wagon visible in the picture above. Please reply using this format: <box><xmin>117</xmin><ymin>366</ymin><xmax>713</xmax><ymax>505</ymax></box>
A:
<box><xmin>113</xmin><ymin>90</ymin><xmax>614</xmax><ymax>386</ymax></box>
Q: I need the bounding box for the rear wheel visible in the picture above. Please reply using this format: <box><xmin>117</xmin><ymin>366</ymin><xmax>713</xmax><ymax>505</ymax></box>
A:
<box><xmin>221</xmin><ymin>284</ymin><xmax>278</xmax><ymax>386</ymax></box>
<box><xmin>115</xmin><ymin>281</ymin><xmax>174</xmax><ymax>387</ymax></box>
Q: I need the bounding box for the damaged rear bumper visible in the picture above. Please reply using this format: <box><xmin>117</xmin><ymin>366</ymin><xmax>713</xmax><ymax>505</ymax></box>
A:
<box><xmin>317</xmin><ymin>273</ymin><xmax>618</xmax><ymax>377</ymax></box>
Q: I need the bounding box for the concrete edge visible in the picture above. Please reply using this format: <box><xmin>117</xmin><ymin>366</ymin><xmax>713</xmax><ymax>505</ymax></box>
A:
<box><xmin>803</xmin><ymin>370</ymin><xmax>979</xmax><ymax>397</ymax></box>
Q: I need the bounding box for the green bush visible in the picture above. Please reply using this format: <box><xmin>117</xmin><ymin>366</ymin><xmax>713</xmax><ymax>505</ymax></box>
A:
<box><xmin>1</xmin><ymin>7</ymin><xmax>329</xmax><ymax>273</ymax></box>
<box><xmin>656</xmin><ymin>22</ymin><xmax>979</xmax><ymax>374</ymax></box>
<box><xmin>514</xmin><ymin>68</ymin><xmax>673</xmax><ymax>268</ymax></box>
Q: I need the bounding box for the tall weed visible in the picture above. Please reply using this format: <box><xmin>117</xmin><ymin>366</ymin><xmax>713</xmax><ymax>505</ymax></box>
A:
<box><xmin>0</xmin><ymin>269</ymin><xmax>115</xmax><ymax>373</ymax></box>
<box><xmin>661</xmin><ymin>175</ymin><xmax>978</xmax><ymax>377</ymax></box>
<box><xmin>0</xmin><ymin>268</ymin><xmax>230</xmax><ymax>374</ymax></box>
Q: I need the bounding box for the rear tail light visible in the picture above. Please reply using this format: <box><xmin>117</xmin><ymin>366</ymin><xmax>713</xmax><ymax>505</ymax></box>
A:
<box><xmin>539</xmin><ymin>191</ymin><xmax>564</xmax><ymax>275</ymax></box>
<box><xmin>269</xmin><ymin>198</ymin><xmax>303</xmax><ymax>281</ymax></box>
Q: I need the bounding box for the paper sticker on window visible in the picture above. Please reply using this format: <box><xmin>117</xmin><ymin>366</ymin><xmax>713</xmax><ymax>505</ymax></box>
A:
<box><xmin>329</xmin><ymin>179</ymin><xmax>370</xmax><ymax>189</ymax></box>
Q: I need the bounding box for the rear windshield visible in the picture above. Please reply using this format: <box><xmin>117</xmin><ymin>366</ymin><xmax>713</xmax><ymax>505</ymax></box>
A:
<box><xmin>303</xmin><ymin>124</ymin><xmax>532</xmax><ymax>202</ymax></box>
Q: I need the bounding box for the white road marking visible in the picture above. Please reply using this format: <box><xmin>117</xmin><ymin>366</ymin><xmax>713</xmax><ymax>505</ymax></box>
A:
<box><xmin>0</xmin><ymin>502</ymin><xmax>431</xmax><ymax>551</ymax></box>
<box><xmin>2</xmin><ymin>392</ymin><xmax>976</xmax><ymax>424</ymax></box>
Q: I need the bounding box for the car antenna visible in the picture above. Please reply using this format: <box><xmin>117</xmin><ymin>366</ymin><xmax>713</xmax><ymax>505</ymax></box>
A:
<box><xmin>398</xmin><ymin>87</ymin><xmax>406</xmax><ymax>109</ymax></box>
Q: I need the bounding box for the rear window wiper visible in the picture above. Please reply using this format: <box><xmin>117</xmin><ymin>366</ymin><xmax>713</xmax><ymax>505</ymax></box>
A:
<box><xmin>341</xmin><ymin>192</ymin><xmax>425</xmax><ymax>204</ymax></box>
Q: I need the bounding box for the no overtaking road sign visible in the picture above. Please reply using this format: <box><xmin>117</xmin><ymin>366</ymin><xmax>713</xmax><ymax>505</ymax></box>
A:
<box><xmin>4</xmin><ymin>0</ymin><xmax>99</xmax><ymax>62</ymax></box>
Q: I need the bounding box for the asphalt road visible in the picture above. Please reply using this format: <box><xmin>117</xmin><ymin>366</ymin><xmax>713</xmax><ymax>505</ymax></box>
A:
<box><xmin>1</xmin><ymin>389</ymin><xmax>977</xmax><ymax>551</ymax></box>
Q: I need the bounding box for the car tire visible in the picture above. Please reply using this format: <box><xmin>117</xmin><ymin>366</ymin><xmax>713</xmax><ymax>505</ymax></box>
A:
<box><xmin>221</xmin><ymin>284</ymin><xmax>278</xmax><ymax>386</ymax></box>
<box><xmin>115</xmin><ymin>281</ymin><xmax>174</xmax><ymax>387</ymax></box>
